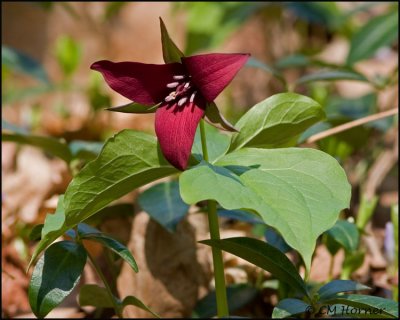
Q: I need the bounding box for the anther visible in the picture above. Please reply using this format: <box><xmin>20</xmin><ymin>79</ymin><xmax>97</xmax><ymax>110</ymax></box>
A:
<box><xmin>190</xmin><ymin>91</ymin><xmax>197</xmax><ymax>103</ymax></box>
<box><xmin>184</xmin><ymin>82</ymin><xmax>190</xmax><ymax>89</ymax></box>
<box><xmin>167</xmin><ymin>82</ymin><xmax>179</xmax><ymax>88</ymax></box>
<box><xmin>173</xmin><ymin>75</ymin><xmax>185</xmax><ymax>80</ymax></box>
<box><xmin>177</xmin><ymin>97</ymin><xmax>188</xmax><ymax>107</ymax></box>
<box><xmin>165</xmin><ymin>95</ymin><xmax>175</xmax><ymax>102</ymax></box>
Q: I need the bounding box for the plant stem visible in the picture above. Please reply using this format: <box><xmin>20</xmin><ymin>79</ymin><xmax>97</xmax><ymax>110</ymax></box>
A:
<box><xmin>199</xmin><ymin>119</ymin><xmax>229</xmax><ymax>317</ymax></box>
<box><xmin>87</xmin><ymin>249</ymin><xmax>123</xmax><ymax>318</ymax></box>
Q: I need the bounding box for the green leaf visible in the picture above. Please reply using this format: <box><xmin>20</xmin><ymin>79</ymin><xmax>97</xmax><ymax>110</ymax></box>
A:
<box><xmin>323</xmin><ymin>294</ymin><xmax>398</xmax><ymax>318</ymax></box>
<box><xmin>29</xmin><ymin>224</ymin><xmax>44</xmax><ymax>241</ymax></box>
<box><xmin>192</xmin><ymin>283</ymin><xmax>258</xmax><ymax>318</ymax></box>
<box><xmin>318</xmin><ymin>280</ymin><xmax>370</xmax><ymax>301</ymax></box>
<box><xmin>68</xmin><ymin>140</ymin><xmax>103</xmax><ymax>161</ymax></box>
<box><xmin>80</xmin><ymin>232</ymin><xmax>138</xmax><ymax>273</ymax></box>
<box><xmin>323</xmin><ymin>232</ymin><xmax>342</xmax><ymax>256</ymax></box>
<box><xmin>28</xmin><ymin>196</ymin><xmax>68</xmax><ymax>270</ymax></box>
<box><xmin>64</xmin><ymin>130</ymin><xmax>177</xmax><ymax>227</ymax></box>
<box><xmin>55</xmin><ymin>35</ymin><xmax>81</xmax><ymax>77</ymax></box>
<box><xmin>272</xmin><ymin>298</ymin><xmax>310</xmax><ymax>318</ymax></box>
<box><xmin>2</xmin><ymin>46</ymin><xmax>49</xmax><ymax>83</ymax></box>
<box><xmin>106</xmin><ymin>102</ymin><xmax>160</xmax><ymax>114</ymax></box>
<box><xmin>326</xmin><ymin>220</ymin><xmax>359</xmax><ymax>253</ymax></box>
<box><xmin>181</xmin><ymin>148</ymin><xmax>351</xmax><ymax>270</ymax></box>
<box><xmin>347</xmin><ymin>10</ymin><xmax>399</xmax><ymax>65</ymax></box>
<box><xmin>295</xmin><ymin>70</ymin><xmax>369</xmax><ymax>86</ymax></box>
<box><xmin>229</xmin><ymin>93</ymin><xmax>325</xmax><ymax>151</ymax></box>
<box><xmin>218</xmin><ymin>209</ymin><xmax>263</xmax><ymax>224</ymax></box>
<box><xmin>265</xmin><ymin>227</ymin><xmax>291</xmax><ymax>253</ymax></box>
<box><xmin>79</xmin><ymin>284</ymin><xmax>114</xmax><ymax>308</ymax></box>
<box><xmin>138</xmin><ymin>180</ymin><xmax>189</xmax><ymax>232</ymax></box>
<box><xmin>246</xmin><ymin>57</ymin><xmax>286</xmax><ymax>85</ymax></box>
<box><xmin>29</xmin><ymin>241</ymin><xmax>87</xmax><ymax>318</ymax></box>
<box><xmin>192</xmin><ymin>121</ymin><xmax>231</xmax><ymax>163</ymax></box>
<box><xmin>202</xmin><ymin>237</ymin><xmax>308</xmax><ymax>297</ymax></box>
<box><xmin>2</xmin><ymin>123</ymin><xmax>72</xmax><ymax>163</ymax></box>
<box><xmin>122</xmin><ymin>295</ymin><xmax>160</xmax><ymax>318</ymax></box>
<box><xmin>159</xmin><ymin>17</ymin><xmax>184</xmax><ymax>63</ymax></box>
<box><xmin>275</xmin><ymin>54</ymin><xmax>311</xmax><ymax>69</ymax></box>
<box><xmin>204</xmin><ymin>102</ymin><xmax>238</xmax><ymax>132</ymax></box>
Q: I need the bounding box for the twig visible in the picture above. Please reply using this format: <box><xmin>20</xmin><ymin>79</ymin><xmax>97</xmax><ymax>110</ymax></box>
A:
<box><xmin>305</xmin><ymin>108</ymin><xmax>398</xmax><ymax>144</ymax></box>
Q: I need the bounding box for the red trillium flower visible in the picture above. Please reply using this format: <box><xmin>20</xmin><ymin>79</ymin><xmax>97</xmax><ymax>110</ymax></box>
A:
<box><xmin>91</xmin><ymin>52</ymin><xmax>249</xmax><ymax>170</ymax></box>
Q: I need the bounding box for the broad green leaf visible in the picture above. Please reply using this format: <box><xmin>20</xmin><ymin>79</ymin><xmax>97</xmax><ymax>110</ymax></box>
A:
<box><xmin>217</xmin><ymin>209</ymin><xmax>263</xmax><ymax>224</ymax></box>
<box><xmin>55</xmin><ymin>35</ymin><xmax>81</xmax><ymax>77</ymax></box>
<box><xmin>265</xmin><ymin>227</ymin><xmax>291</xmax><ymax>253</ymax></box>
<box><xmin>63</xmin><ymin>130</ymin><xmax>177</xmax><ymax>227</ymax></box>
<box><xmin>29</xmin><ymin>224</ymin><xmax>44</xmax><ymax>241</ymax></box>
<box><xmin>2</xmin><ymin>46</ymin><xmax>49</xmax><ymax>83</ymax></box>
<box><xmin>122</xmin><ymin>295</ymin><xmax>160</xmax><ymax>318</ymax></box>
<box><xmin>275</xmin><ymin>54</ymin><xmax>311</xmax><ymax>69</ymax></box>
<box><xmin>68</xmin><ymin>140</ymin><xmax>103</xmax><ymax>161</ymax></box>
<box><xmin>323</xmin><ymin>233</ymin><xmax>342</xmax><ymax>256</ymax></box>
<box><xmin>201</xmin><ymin>237</ymin><xmax>308</xmax><ymax>297</ymax></box>
<box><xmin>192</xmin><ymin>283</ymin><xmax>257</xmax><ymax>318</ymax></box>
<box><xmin>295</xmin><ymin>70</ymin><xmax>369</xmax><ymax>86</ymax></box>
<box><xmin>79</xmin><ymin>284</ymin><xmax>114</xmax><ymax>308</ymax></box>
<box><xmin>318</xmin><ymin>280</ymin><xmax>370</xmax><ymax>301</ymax></box>
<box><xmin>326</xmin><ymin>220</ymin><xmax>359</xmax><ymax>253</ymax></box>
<box><xmin>2</xmin><ymin>124</ymin><xmax>72</xmax><ymax>163</ymax></box>
<box><xmin>204</xmin><ymin>102</ymin><xmax>238</xmax><ymax>132</ymax></box>
<box><xmin>160</xmin><ymin>17</ymin><xmax>184</xmax><ymax>63</ymax></box>
<box><xmin>229</xmin><ymin>93</ymin><xmax>325</xmax><ymax>151</ymax></box>
<box><xmin>356</xmin><ymin>194</ymin><xmax>378</xmax><ymax>230</ymax></box>
<box><xmin>192</xmin><ymin>121</ymin><xmax>231</xmax><ymax>163</ymax></box>
<box><xmin>272</xmin><ymin>298</ymin><xmax>310</xmax><ymax>318</ymax></box>
<box><xmin>84</xmin><ymin>203</ymin><xmax>135</xmax><ymax>225</ymax></box>
<box><xmin>138</xmin><ymin>181</ymin><xmax>189</xmax><ymax>232</ymax></box>
<box><xmin>246</xmin><ymin>57</ymin><xmax>286</xmax><ymax>85</ymax></box>
<box><xmin>323</xmin><ymin>294</ymin><xmax>398</xmax><ymax>318</ymax></box>
<box><xmin>181</xmin><ymin>148</ymin><xmax>351</xmax><ymax>270</ymax></box>
<box><xmin>80</xmin><ymin>233</ymin><xmax>138</xmax><ymax>273</ymax></box>
<box><xmin>28</xmin><ymin>196</ymin><xmax>68</xmax><ymax>270</ymax></box>
<box><xmin>347</xmin><ymin>10</ymin><xmax>399</xmax><ymax>65</ymax></box>
<box><xmin>106</xmin><ymin>102</ymin><xmax>160</xmax><ymax>114</ymax></box>
<box><xmin>29</xmin><ymin>241</ymin><xmax>87</xmax><ymax>318</ymax></box>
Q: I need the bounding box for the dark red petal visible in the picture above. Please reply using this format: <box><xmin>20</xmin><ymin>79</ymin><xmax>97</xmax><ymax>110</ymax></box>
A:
<box><xmin>182</xmin><ymin>53</ymin><xmax>250</xmax><ymax>102</ymax></box>
<box><xmin>155</xmin><ymin>98</ymin><xmax>206</xmax><ymax>170</ymax></box>
<box><xmin>90</xmin><ymin>60</ymin><xmax>184</xmax><ymax>105</ymax></box>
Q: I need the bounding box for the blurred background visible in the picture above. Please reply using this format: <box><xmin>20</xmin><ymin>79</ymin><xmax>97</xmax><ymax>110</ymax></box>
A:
<box><xmin>2</xmin><ymin>2</ymin><xmax>398</xmax><ymax>318</ymax></box>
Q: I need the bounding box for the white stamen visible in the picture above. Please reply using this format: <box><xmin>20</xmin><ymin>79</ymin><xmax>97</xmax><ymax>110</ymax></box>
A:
<box><xmin>173</xmin><ymin>75</ymin><xmax>185</xmax><ymax>80</ymax></box>
<box><xmin>178</xmin><ymin>97</ymin><xmax>188</xmax><ymax>107</ymax></box>
<box><xmin>184</xmin><ymin>82</ymin><xmax>190</xmax><ymax>88</ymax></box>
<box><xmin>165</xmin><ymin>95</ymin><xmax>175</xmax><ymax>102</ymax></box>
<box><xmin>190</xmin><ymin>91</ymin><xmax>197</xmax><ymax>103</ymax></box>
<box><xmin>167</xmin><ymin>82</ymin><xmax>179</xmax><ymax>88</ymax></box>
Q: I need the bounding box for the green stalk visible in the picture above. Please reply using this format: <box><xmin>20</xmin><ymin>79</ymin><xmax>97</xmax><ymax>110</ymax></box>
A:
<box><xmin>75</xmin><ymin>228</ymin><xmax>123</xmax><ymax>318</ymax></box>
<box><xmin>199</xmin><ymin>120</ymin><xmax>229</xmax><ymax>317</ymax></box>
<box><xmin>87</xmin><ymin>252</ymin><xmax>123</xmax><ymax>318</ymax></box>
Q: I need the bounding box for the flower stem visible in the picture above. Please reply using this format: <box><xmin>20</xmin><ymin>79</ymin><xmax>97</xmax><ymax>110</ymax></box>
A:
<box><xmin>87</xmin><ymin>248</ymin><xmax>123</xmax><ymax>318</ymax></box>
<box><xmin>199</xmin><ymin>119</ymin><xmax>229</xmax><ymax>317</ymax></box>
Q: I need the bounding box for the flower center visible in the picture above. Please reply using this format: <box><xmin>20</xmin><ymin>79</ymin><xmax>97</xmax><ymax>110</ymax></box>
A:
<box><xmin>165</xmin><ymin>74</ymin><xmax>197</xmax><ymax>107</ymax></box>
